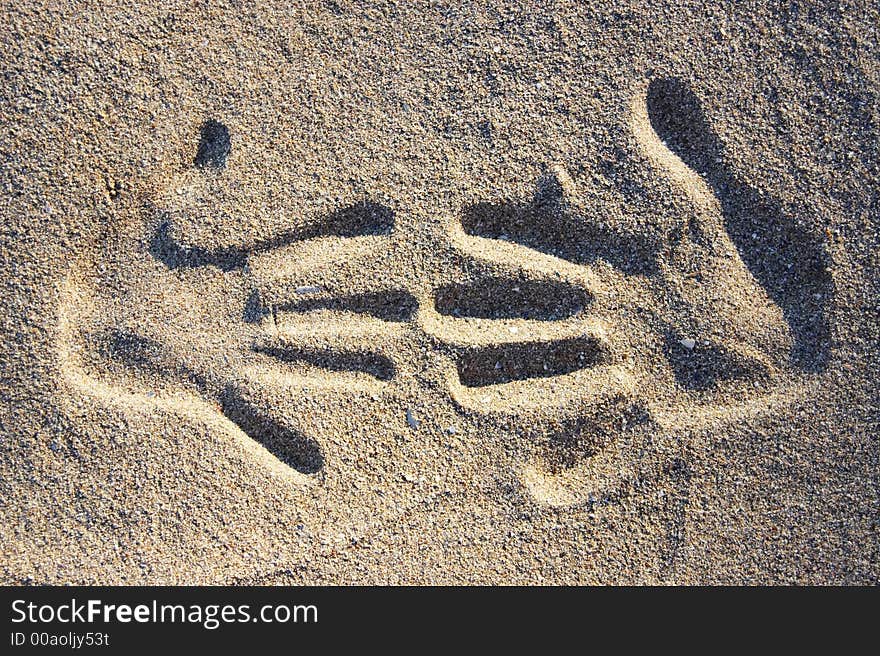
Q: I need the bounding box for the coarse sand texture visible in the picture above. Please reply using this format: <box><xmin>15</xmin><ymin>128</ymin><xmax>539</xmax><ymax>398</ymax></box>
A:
<box><xmin>1</xmin><ymin>1</ymin><xmax>878</xmax><ymax>584</ymax></box>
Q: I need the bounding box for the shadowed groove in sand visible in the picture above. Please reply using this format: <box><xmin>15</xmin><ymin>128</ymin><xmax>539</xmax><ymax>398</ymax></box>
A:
<box><xmin>97</xmin><ymin>328</ymin><xmax>210</xmax><ymax>389</ymax></box>
<box><xmin>73</xmin><ymin>326</ymin><xmax>326</xmax><ymax>476</ymax></box>
<box><xmin>149</xmin><ymin>200</ymin><xmax>394</xmax><ymax>271</ymax></box>
<box><xmin>220</xmin><ymin>387</ymin><xmax>324</xmax><ymax>475</ymax></box>
<box><xmin>253</xmin><ymin>344</ymin><xmax>396</xmax><ymax>381</ymax></box>
<box><xmin>103</xmin><ymin>329</ymin><xmax>166</xmax><ymax>370</ymax></box>
<box><xmin>456</xmin><ymin>336</ymin><xmax>604</xmax><ymax>387</ymax></box>
<box><xmin>663</xmin><ymin>333</ymin><xmax>770</xmax><ymax>391</ymax></box>
<box><xmin>435</xmin><ymin>276</ymin><xmax>591</xmax><ymax>320</ymax></box>
<box><xmin>645</xmin><ymin>77</ymin><xmax>833</xmax><ymax>371</ymax></box>
<box><xmin>541</xmin><ymin>398</ymin><xmax>651</xmax><ymax>471</ymax></box>
<box><xmin>461</xmin><ymin>184</ymin><xmax>658</xmax><ymax>275</ymax></box>
<box><xmin>276</xmin><ymin>290</ymin><xmax>418</xmax><ymax>322</ymax></box>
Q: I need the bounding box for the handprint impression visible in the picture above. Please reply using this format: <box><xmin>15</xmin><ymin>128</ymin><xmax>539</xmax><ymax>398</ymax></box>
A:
<box><xmin>59</xmin><ymin>79</ymin><xmax>831</xmax><ymax>492</ymax></box>
<box><xmin>61</xmin><ymin>194</ymin><xmax>405</xmax><ymax>477</ymax></box>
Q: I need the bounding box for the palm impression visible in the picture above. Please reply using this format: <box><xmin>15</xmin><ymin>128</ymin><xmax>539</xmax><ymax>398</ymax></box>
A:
<box><xmin>59</xmin><ymin>79</ymin><xmax>831</xmax><ymax>506</ymax></box>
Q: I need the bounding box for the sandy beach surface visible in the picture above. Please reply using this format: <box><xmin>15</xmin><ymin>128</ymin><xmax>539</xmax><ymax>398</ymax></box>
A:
<box><xmin>1</xmin><ymin>1</ymin><xmax>878</xmax><ymax>584</ymax></box>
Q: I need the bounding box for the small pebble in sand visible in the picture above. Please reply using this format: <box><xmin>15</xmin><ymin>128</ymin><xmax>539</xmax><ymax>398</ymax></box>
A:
<box><xmin>406</xmin><ymin>408</ymin><xmax>420</xmax><ymax>429</ymax></box>
<box><xmin>295</xmin><ymin>285</ymin><xmax>321</xmax><ymax>294</ymax></box>
<box><xmin>680</xmin><ymin>337</ymin><xmax>696</xmax><ymax>350</ymax></box>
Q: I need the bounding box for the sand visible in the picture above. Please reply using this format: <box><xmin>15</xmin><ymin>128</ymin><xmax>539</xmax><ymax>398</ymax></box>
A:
<box><xmin>1</xmin><ymin>1</ymin><xmax>878</xmax><ymax>584</ymax></box>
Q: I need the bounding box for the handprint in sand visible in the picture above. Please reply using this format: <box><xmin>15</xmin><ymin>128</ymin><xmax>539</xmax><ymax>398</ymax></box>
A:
<box><xmin>57</xmin><ymin>78</ymin><xmax>831</xmax><ymax>505</ymax></box>
<box><xmin>426</xmin><ymin>78</ymin><xmax>830</xmax><ymax>502</ymax></box>
<box><xmin>59</xmin><ymin>193</ymin><xmax>410</xmax><ymax>478</ymax></box>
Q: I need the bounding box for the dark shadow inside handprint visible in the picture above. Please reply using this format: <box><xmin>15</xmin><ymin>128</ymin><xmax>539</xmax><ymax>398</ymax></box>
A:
<box><xmin>461</xmin><ymin>174</ymin><xmax>660</xmax><ymax>276</ymax></box>
<box><xmin>435</xmin><ymin>276</ymin><xmax>591</xmax><ymax>321</ymax></box>
<box><xmin>89</xmin><ymin>325</ymin><xmax>326</xmax><ymax>474</ymax></box>
<box><xmin>661</xmin><ymin>329</ymin><xmax>773</xmax><ymax>391</ymax></box>
<box><xmin>646</xmin><ymin>78</ymin><xmax>833</xmax><ymax>371</ymax></box>
<box><xmin>149</xmin><ymin>200</ymin><xmax>394</xmax><ymax>271</ymax></box>
<box><xmin>219</xmin><ymin>386</ymin><xmax>324</xmax><ymax>474</ymax></box>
